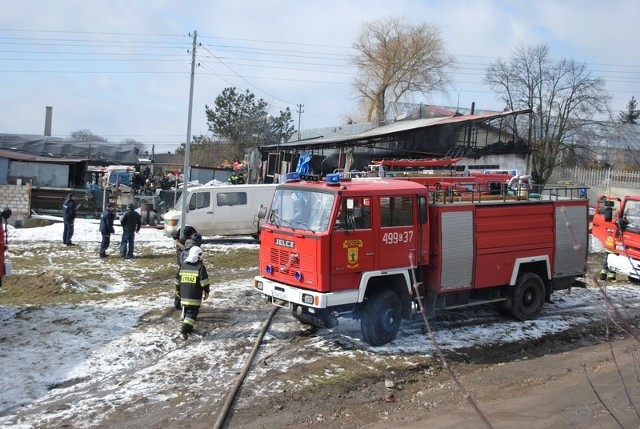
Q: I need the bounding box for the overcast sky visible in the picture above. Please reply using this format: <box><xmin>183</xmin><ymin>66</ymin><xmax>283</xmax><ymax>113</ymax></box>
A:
<box><xmin>0</xmin><ymin>0</ymin><xmax>638</xmax><ymax>153</ymax></box>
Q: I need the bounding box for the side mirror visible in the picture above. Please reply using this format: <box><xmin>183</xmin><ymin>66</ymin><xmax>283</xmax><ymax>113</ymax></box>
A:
<box><xmin>604</xmin><ymin>206</ymin><xmax>613</xmax><ymax>222</ymax></box>
<box><xmin>257</xmin><ymin>205</ymin><xmax>267</xmax><ymax>220</ymax></box>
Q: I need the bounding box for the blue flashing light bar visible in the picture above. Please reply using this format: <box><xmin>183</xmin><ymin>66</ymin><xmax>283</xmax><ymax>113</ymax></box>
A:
<box><xmin>325</xmin><ymin>174</ymin><xmax>341</xmax><ymax>185</ymax></box>
<box><xmin>285</xmin><ymin>172</ymin><xmax>301</xmax><ymax>182</ymax></box>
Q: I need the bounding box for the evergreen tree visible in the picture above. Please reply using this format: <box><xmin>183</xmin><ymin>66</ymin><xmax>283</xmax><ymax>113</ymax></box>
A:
<box><xmin>205</xmin><ymin>87</ymin><xmax>295</xmax><ymax>157</ymax></box>
<box><xmin>619</xmin><ymin>96</ymin><xmax>640</xmax><ymax>124</ymax></box>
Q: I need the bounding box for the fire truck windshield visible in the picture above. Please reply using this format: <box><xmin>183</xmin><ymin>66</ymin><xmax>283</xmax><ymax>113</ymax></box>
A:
<box><xmin>268</xmin><ymin>189</ymin><xmax>335</xmax><ymax>232</ymax></box>
<box><xmin>623</xmin><ymin>200</ymin><xmax>640</xmax><ymax>233</ymax></box>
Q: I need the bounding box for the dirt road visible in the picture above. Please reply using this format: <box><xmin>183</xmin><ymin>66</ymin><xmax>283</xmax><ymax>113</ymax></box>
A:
<box><xmin>225</xmin><ymin>330</ymin><xmax>639</xmax><ymax>429</ymax></box>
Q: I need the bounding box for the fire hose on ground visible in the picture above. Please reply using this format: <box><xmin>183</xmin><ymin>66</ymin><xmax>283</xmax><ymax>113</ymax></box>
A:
<box><xmin>213</xmin><ymin>305</ymin><xmax>280</xmax><ymax>429</ymax></box>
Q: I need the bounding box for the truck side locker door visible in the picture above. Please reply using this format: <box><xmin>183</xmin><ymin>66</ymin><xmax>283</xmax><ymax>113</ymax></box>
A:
<box><xmin>418</xmin><ymin>195</ymin><xmax>430</xmax><ymax>265</ymax></box>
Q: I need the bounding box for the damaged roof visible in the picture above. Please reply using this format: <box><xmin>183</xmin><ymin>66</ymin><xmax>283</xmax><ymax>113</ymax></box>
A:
<box><xmin>265</xmin><ymin>108</ymin><xmax>532</xmax><ymax>150</ymax></box>
<box><xmin>0</xmin><ymin>134</ymin><xmax>141</xmax><ymax>165</ymax></box>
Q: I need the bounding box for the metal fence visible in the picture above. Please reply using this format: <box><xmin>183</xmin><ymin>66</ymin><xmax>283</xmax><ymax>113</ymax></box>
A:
<box><xmin>549</xmin><ymin>167</ymin><xmax>640</xmax><ymax>188</ymax></box>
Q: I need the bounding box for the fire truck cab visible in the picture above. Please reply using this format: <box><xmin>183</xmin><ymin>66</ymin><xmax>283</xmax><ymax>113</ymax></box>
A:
<box><xmin>592</xmin><ymin>195</ymin><xmax>640</xmax><ymax>280</ymax></box>
<box><xmin>254</xmin><ymin>173</ymin><xmax>588</xmax><ymax>346</ymax></box>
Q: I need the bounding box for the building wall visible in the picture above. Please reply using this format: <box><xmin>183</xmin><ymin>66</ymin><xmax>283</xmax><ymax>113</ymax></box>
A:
<box><xmin>0</xmin><ymin>183</ymin><xmax>31</xmax><ymax>226</ymax></box>
<box><xmin>0</xmin><ymin>158</ymin><xmax>9</xmax><ymax>184</ymax></box>
<box><xmin>9</xmin><ymin>162</ymin><xmax>69</xmax><ymax>187</ymax></box>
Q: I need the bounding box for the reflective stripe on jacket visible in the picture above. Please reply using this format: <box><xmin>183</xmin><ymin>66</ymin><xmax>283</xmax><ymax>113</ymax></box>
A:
<box><xmin>174</xmin><ymin>262</ymin><xmax>210</xmax><ymax>306</ymax></box>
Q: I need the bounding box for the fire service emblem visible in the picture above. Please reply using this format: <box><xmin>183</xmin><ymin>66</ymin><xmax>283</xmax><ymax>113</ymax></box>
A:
<box><xmin>343</xmin><ymin>239</ymin><xmax>363</xmax><ymax>268</ymax></box>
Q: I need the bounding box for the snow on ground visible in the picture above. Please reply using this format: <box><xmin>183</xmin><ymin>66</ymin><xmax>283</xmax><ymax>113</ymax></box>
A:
<box><xmin>0</xmin><ymin>220</ymin><xmax>638</xmax><ymax>427</ymax></box>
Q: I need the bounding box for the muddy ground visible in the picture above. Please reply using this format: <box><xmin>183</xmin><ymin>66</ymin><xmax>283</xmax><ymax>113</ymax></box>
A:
<box><xmin>114</xmin><ymin>253</ymin><xmax>640</xmax><ymax>429</ymax></box>
<box><xmin>226</xmin><ymin>327</ymin><xmax>640</xmax><ymax>429</ymax></box>
<box><xmin>1</xmin><ymin>230</ymin><xmax>639</xmax><ymax>429</ymax></box>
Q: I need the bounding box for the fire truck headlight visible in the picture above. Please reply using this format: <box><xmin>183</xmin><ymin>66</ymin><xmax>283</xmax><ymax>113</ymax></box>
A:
<box><xmin>294</xmin><ymin>271</ymin><xmax>303</xmax><ymax>281</ymax></box>
<box><xmin>254</xmin><ymin>280</ymin><xmax>263</xmax><ymax>291</ymax></box>
<box><xmin>265</xmin><ymin>265</ymin><xmax>273</xmax><ymax>274</ymax></box>
<box><xmin>302</xmin><ymin>294</ymin><xmax>314</xmax><ymax>305</ymax></box>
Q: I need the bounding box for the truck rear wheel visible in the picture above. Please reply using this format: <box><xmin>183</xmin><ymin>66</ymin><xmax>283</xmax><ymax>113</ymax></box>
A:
<box><xmin>361</xmin><ymin>290</ymin><xmax>401</xmax><ymax>346</ymax></box>
<box><xmin>510</xmin><ymin>272</ymin><xmax>545</xmax><ymax>320</ymax></box>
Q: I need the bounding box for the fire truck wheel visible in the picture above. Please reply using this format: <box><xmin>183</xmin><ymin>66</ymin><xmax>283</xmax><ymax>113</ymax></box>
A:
<box><xmin>361</xmin><ymin>290</ymin><xmax>402</xmax><ymax>346</ymax></box>
<box><xmin>510</xmin><ymin>272</ymin><xmax>545</xmax><ymax>320</ymax></box>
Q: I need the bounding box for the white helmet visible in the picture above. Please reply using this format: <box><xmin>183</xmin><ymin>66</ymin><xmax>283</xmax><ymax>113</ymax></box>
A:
<box><xmin>185</xmin><ymin>246</ymin><xmax>203</xmax><ymax>263</ymax></box>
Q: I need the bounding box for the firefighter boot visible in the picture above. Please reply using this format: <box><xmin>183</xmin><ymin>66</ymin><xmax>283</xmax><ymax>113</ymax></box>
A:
<box><xmin>599</xmin><ymin>269</ymin><xmax>607</xmax><ymax>281</ymax></box>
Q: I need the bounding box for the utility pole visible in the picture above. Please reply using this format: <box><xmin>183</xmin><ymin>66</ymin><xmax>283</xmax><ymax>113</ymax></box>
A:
<box><xmin>179</xmin><ymin>30</ymin><xmax>197</xmax><ymax>240</ymax></box>
<box><xmin>296</xmin><ymin>103</ymin><xmax>304</xmax><ymax>140</ymax></box>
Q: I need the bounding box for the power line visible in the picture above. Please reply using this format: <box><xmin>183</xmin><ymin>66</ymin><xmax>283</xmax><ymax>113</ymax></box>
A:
<box><xmin>198</xmin><ymin>44</ymin><xmax>298</xmax><ymax>106</ymax></box>
<box><xmin>1</xmin><ymin>27</ymin><xmax>638</xmax><ymax>132</ymax></box>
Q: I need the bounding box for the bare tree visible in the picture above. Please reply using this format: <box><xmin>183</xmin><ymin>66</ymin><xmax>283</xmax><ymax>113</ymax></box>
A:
<box><xmin>352</xmin><ymin>17</ymin><xmax>453</xmax><ymax>124</ymax></box>
<box><xmin>484</xmin><ymin>43</ymin><xmax>610</xmax><ymax>184</ymax></box>
<box><xmin>185</xmin><ymin>135</ymin><xmax>237</xmax><ymax>168</ymax></box>
<box><xmin>123</xmin><ymin>138</ymin><xmax>147</xmax><ymax>157</ymax></box>
<box><xmin>70</xmin><ymin>129</ymin><xmax>108</xmax><ymax>143</ymax></box>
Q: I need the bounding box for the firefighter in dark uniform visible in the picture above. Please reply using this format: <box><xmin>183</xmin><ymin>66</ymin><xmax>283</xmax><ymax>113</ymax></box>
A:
<box><xmin>173</xmin><ymin>232</ymin><xmax>202</xmax><ymax>310</ymax></box>
<box><xmin>174</xmin><ymin>246</ymin><xmax>210</xmax><ymax>339</ymax></box>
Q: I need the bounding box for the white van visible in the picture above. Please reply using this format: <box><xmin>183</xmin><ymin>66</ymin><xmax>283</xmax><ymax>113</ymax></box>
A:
<box><xmin>163</xmin><ymin>183</ymin><xmax>276</xmax><ymax>238</ymax></box>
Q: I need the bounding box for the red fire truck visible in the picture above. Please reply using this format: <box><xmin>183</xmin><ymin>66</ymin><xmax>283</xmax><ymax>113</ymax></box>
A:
<box><xmin>253</xmin><ymin>174</ymin><xmax>588</xmax><ymax>346</ymax></box>
<box><xmin>591</xmin><ymin>195</ymin><xmax>640</xmax><ymax>281</ymax></box>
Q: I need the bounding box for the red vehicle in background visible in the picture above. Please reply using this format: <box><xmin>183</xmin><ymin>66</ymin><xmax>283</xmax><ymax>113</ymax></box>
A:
<box><xmin>591</xmin><ymin>195</ymin><xmax>640</xmax><ymax>281</ymax></box>
<box><xmin>253</xmin><ymin>173</ymin><xmax>588</xmax><ymax>346</ymax></box>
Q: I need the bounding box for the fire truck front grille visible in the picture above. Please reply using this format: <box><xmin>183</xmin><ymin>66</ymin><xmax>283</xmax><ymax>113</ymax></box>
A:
<box><xmin>269</xmin><ymin>248</ymin><xmax>301</xmax><ymax>276</ymax></box>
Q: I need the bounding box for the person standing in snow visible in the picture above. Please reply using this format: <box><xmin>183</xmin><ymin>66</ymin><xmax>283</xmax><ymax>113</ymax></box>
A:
<box><xmin>174</xmin><ymin>246</ymin><xmax>210</xmax><ymax>339</ymax></box>
<box><xmin>173</xmin><ymin>232</ymin><xmax>203</xmax><ymax>310</ymax></box>
<box><xmin>119</xmin><ymin>204</ymin><xmax>141</xmax><ymax>259</ymax></box>
<box><xmin>98</xmin><ymin>202</ymin><xmax>116</xmax><ymax>258</ymax></box>
<box><xmin>62</xmin><ymin>193</ymin><xmax>77</xmax><ymax>245</ymax></box>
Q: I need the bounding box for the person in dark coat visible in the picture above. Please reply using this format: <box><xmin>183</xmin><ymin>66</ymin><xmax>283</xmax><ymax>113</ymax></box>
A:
<box><xmin>174</xmin><ymin>246</ymin><xmax>210</xmax><ymax>339</ymax></box>
<box><xmin>119</xmin><ymin>204</ymin><xmax>142</xmax><ymax>259</ymax></box>
<box><xmin>173</xmin><ymin>226</ymin><xmax>197</xmax><ymax>266</ymax></box>
<box><xmin>62</xmin><ymin>193</ymin><xmax>77</xmax><ymax>245</ymax></box>
<box><xmin>99</xmin><ymin>202</ymin><xmax>116</xmax><ymax>258</ymax></box>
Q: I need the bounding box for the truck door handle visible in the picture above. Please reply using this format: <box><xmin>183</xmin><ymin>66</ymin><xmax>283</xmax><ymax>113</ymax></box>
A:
<box><xmin>207</xmin><ymin>211</ymin><xmax>213</xmax><ymax>214</ymax></box>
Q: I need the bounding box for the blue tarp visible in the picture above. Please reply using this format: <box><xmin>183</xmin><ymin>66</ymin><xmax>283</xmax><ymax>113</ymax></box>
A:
<box><xmin>296</xmin><ymin>152</ymin><xmax>311</xmax><ymax>174</ymax></box>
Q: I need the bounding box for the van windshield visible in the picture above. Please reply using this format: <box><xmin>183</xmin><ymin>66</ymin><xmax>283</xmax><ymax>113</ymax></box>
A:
<box><xmin>174</xmin><ymin>193</ymin><xmax>184</xmax><ymax>211</ymax></box>
<box><xmin>268</xmin><ymin>189</ymin><xmax>335</xmax><ymax>233</ymax></box>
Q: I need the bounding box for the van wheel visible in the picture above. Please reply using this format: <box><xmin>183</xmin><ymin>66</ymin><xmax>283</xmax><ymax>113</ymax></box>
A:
<box><xmin>361</xmin><ymin>290</ymin><xmax>401</xmax><ymax>346</ymax></box>
<box><xmin>510</xmin><ymin>272</ymin><xmax>545</xmax><ymax>320</ymax></box>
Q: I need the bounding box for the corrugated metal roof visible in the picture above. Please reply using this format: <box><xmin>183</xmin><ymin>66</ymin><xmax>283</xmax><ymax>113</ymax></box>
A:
<box><xmin>0</xmin><ymin>148</ymin><xmax>88</xmax><ymax>163</ymax></box>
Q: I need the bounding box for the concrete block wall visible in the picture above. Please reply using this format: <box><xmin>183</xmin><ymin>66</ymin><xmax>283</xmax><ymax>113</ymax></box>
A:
<box><xmin>0</xmin><ymin>183</ymin><xmax>31</xmax><ymax>227</ymax></box>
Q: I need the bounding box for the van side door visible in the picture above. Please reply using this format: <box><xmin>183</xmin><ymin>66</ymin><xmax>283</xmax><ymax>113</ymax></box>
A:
<box><xmin>186</xmin><ymin>190</ymin><xmax>213</xmax><ymax>234</ymax></box>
